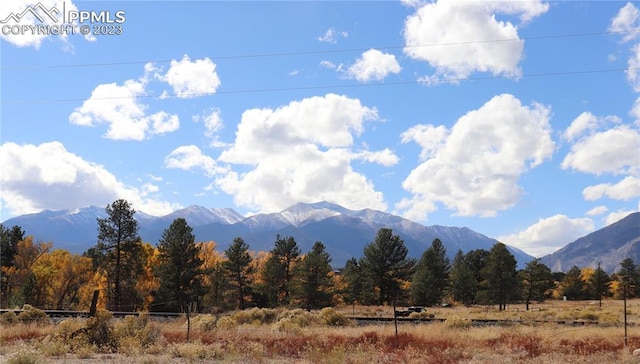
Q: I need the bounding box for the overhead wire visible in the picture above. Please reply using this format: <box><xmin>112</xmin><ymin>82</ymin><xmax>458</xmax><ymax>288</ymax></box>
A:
<box><xmin>1</xmin><ymin>28</ymin><xmax>638</xmax><ymax>104</ymax></box>
<box><xmin>1</xmin><ymin>28</ymin><xmax>638</xmax><ymax>71</ymax></box>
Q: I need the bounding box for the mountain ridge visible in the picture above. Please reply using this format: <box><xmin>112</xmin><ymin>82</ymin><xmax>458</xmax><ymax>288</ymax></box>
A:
<box><xmin>2</xmin><ymin>201</ymin><xmax>538</xmax><ymax>268</ymax></box>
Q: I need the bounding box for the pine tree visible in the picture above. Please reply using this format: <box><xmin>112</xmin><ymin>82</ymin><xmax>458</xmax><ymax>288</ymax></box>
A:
<box><xmin>0</xmin><ymin>224</ymin><xmax>25</xmax><ymax>306</ymax></box>
<box><xmin>96</xmin><ymin>199</ymin><xmax>143</xmax><ymax>311</ymax></box>
<box><xmin>153</xmin><ymin>218</ymin><xmax>204</xmax><ymax>313</ymax></box>
<box><xmin>587</xmin><ymin>264</ymin><xmax>611</xmax><ymax>302</ymax></box>
<box><xmin>519</xmin><ymin>258</ymin><xmax>553</xmax><ymax>310</ymax></box>
<box><xmin>482</xmin><ymin>243</ymin><xmax>518</xmax><ymax>311</ymax></box>
<box><xmin>223</xmin><ymin>237</ymin><xmax>254</xmax><ymax>310</ymax></box>
<box><xmin>261</xmin><ymin>235</ymin><xmax>300</xmax><ymax>306</ymax></box>
<box><xmin>410</xmin><ymin>238</ymin><xmax>450</xmax><ymax>306</ymax></box>
<box><xmin>292</xmin><ymin>241</ymin><xmax>333</xmax><ymax>310</ymax></box>
<box><xmin>341</xmin><ymin>258</ymin><xmax>374</xmax><ymax>306</ymax></box>
<box><xmin>449</xmin><ymin>250</ymin><xmax>476</xmax><ymax>305</ymax></box>
<box><xmin>361</xmin><ymin>228</ymin><xmax>416</xmax><ymax>305</ymax></box>
<box><xmin>561</xmin><ymin>266</ymin><xmax>585</xmax><ymax>300</ymax></box>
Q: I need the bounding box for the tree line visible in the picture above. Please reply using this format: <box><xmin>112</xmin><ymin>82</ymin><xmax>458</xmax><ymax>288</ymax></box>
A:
<box><xmin>0</xmin><ymin>199</ymin><xmax>637</xmax><ymax>313</ymax></box>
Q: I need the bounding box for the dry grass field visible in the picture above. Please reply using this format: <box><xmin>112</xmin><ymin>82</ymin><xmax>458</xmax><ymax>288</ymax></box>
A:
<box><xmin>3</xmin><ymin>300</ymin><xmax>640</xmax><ymax>363</ymax></box>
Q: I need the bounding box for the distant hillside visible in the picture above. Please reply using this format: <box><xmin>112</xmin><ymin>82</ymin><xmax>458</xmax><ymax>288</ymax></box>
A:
<box><xmin>540</xmin><ymin>212</ymin><xmax>640</xmax><ymax>274</ymax></box>
<box><xmin>1</xmin><ymin>201</ymin><xmax>534</xmax><ymax>268</ymax></box>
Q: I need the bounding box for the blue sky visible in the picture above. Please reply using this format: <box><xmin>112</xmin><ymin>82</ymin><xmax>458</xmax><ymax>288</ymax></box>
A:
<box><xmin>1</xmin><ymin>0</ymin><xmax>639</xmax><ymax>257</ymax></box>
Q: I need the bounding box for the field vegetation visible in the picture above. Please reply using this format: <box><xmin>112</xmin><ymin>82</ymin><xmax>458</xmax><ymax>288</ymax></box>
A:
<box><xmin>3</xmin><ymin>301</ymin><xmax>640</xmax><ymax>363</ymax></box>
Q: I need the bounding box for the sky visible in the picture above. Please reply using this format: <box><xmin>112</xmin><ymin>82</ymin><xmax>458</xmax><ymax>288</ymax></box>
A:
<box><xmin>1</xmin><ymin>0</ymin><xmax>639</xmax><ymax>258</ymax></box>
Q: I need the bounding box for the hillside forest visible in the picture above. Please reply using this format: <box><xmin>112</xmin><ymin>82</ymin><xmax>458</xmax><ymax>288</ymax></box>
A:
<box><xmin>0</xmin><ymin>199</ymin><xmax>637</xmax><ymax>313</ymax></box>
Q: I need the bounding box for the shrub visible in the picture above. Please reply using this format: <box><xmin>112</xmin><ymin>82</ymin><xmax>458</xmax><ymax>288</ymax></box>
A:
<box><xmin>276</xmin><ymin>309</ymin><xmax>319</xmax><ymax>328</ymax></box>
<box><xmin>83</xmin><ymin>310</ymin><xmax>117</xmax><ymax>350</ymax></box>
<box><xmin>320</xmin><ymin>307</ymin><xmax>351</xmax><ymax>326</ymax></box>
<box><xmin>17</xmin><ymin>305</ymin><xmax>49</xmax><ymax>325</ymax></box>
<box><xmin>191</xmin><ymin>314</ymin><xmax>218</xmax><ymax>331</ymax></box>
<box><xmin>114</xmin><ymin>314</ymin><xmax>159</xmax><ymax>348</ymax></box>
<box><xmin>216</xmin><ymin>316</ymin><xmax>237</xmax><ymax>329</ymax></box>
<box><xmin>1</xmin><ymin>310</ymin><xmax>18</xmax><ymax>325</ymax></box>
<box><xmin>408</xmin><ymin>311</ymin><xmax>435</xmax><ymax>319</ymax></box>
<box><xmin>6</xmin><ymin>350</ymin><xmax>42</xmax><ymax>364</ymax></box>
<box><xmin>444</xmin><ymin>315</ymin><xmax>471</xmax><ymax>330</ymax></box>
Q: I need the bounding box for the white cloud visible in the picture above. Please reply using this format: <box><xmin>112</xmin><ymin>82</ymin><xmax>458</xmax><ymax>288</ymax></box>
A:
<box><xmin>0</xmin><ymin>0</ymin><xmax>83</xmax><ymax>49</ymax></box>
<box><xmin>164</xmin><ymin>145</ymin><xmax>226</xmax><ymax>177</ymax></box>
<box><xmin>400</xmin><ymin>124</ymin><xmax>449</xmax><ymax>160</ymax></box>
<box><xmin>562</xmin><ymin>112</ymin><xmax>621</xmax><ymax>142</ymax></box>
<box><xmin>353</xmin><ymin>149</ymin><xmax>399</xmax><ymax>167</ymax></box>
<box><xmin>0</xmin><ymin>141</ymin><xmax>178</xmax><ymax>219</ymax></box>
<box><xmin>193</xmin><ymin>108</ymin><xmax>226</xmax><ymax>147</ymax></box>
<box><xmin>561</xmin><ymin>125</ymin><xmax>640</xmax><ymax>176</ymax></box>
<box><xmin>583</xmin><ymin>176</ymin><xmax>640</xmax><ymax>201</ymax></box>
<box><xmin>160</xmin><ymin>55</ymin><xmax>221</xmax><ymax>98</ymax></box>
<box><xmin>609</xmin><ymin>2</ymin><xmax>640</xmax><ymax>43</ymax></box>
<box><xmin>586</xmin><ymin>205</ymin><xmax>609</xmax><ymax>216</ymax></box>
<box><xmin>215</xmin><ymin>94</ymin><xmax>391</xmax><ymax>212</ymax></box>
<box><xmin>398</xmin><ymin>94</ymin><xmax>554</xmax><ymax>220</ymax></box>
<box><xmin>498</xmin><ymin>215</ymin><xmax>594</xmax><ymax>257</ymax></box>
<box><xmin>403</xmin><ymin>0</ymin><xmax>548</xmax><ymax>81</ymax></box>
<box><xmin>69</xmin><ymin>68</ymin><xmax>180</xmax><ymax>141</ymax></box>
<box><xmin>317</xmin><ymin>27</ymin><xmax>348</xmax><ymax>44</ymax></box>
<box><xmin>345</xmin><ymin>49</ymin><xmax>402</xmax><ymax>82</ymax></box>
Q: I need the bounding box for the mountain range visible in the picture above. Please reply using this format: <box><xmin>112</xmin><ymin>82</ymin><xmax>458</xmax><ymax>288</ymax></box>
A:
<box><xmin>1</xmin><ymin>201</ymin><xmax>533</xmax><ymax>268</ymax></box>
<box><xmin>540</xmin><ymin>212</ymin><xmax>640</xmax><ymax>274</ymax></box>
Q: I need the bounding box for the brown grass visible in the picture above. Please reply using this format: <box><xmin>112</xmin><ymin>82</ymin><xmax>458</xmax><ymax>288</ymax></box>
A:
<box><xmin>2</xmin><ymin>300</ymin><xmax>640</xmax><ymax>363</ymax></box>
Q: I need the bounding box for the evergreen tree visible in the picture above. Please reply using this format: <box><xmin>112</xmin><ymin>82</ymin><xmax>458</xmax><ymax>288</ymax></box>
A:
<box><xmin>1</xmin><ymin>224</ymin><xmax>25</xmax><ymax>307</ymax></box>
<box><xmin>587</xmin><ymin>264</ymin><xmax>611</xmax><ymax>302</ymax></box>
<box><xmin>449</xmin><ymin>250</ymin><xmax>477</xmax><ymax>305</ymax></box>
<box><xmin>153</xmin><ymin>218</ymin><xmax>204</xmax><ymax>313</ymax></box>
<box><xmin>361</xmin><ymin>228</ymin><xmax>416</xmax><ymax>305</ymax></box>
<box><xmin>292</xmin><ymin>241</ymin><xmax>333</xmax><ymax>310</ymax></box>
<box><xmin>261</xmin><ymin>235</ymin><xmax>300</xmax><ymax>306</ymax></box>
<box><xmin>341</xmin><ymin>258</ymin><xmax>374</xmax><ymax>306</ymax></box>
<box><xmin>482</xmin><ymin>243</ymin><xmax>518</xmax><ymax>311</ymax></box>
<box><xmin>410</xmin><ymin>238</ymin><xmax>450</xmax><ymax>306</ymax></box>
<box><xmin>618</xmin><ymin>258</ymin><xmax>640</xmax><ymax>298</ymax></box>
<box><xmin>519</xmin><ymin>258</ymin><xmax>553</xmax><ymax>310</ymax></box>
<box><xmin>561</xmin><ymin>266</ymin><xmax>586</xmax><ymax>300</ymax></box>
<box><xmin>96</xmin><ymin>199</ymin><xmax>144</xmax><ymax>311</ymax></box>
<box><xmin>223</xmin><ymin>237</ymin><xmax>254</xmax><ymax>310</ymax></box>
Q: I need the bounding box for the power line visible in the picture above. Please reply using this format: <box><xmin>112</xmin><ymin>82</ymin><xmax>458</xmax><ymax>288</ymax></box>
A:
<box><xmin>1</xmin><ymin>29</ymin><xmax>638</xmax><ymax>72</ymax></box>
<box><xmin>1</xmin><ymin>66</ymin><xmax>634</xmax><ymax>105</ymax></box>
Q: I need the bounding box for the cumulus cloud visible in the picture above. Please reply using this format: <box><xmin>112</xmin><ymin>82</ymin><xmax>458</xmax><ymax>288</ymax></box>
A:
<box><xmin>193</xmin><ymin>108</ymin><xmax>226</xmax><ymax>147</ymax></box>
<box><xmin>0</xmin><ymin>141</ymin><xmax>178</xmax><ymax>219</ymax></box>
<box><xmin>164</xmin><ymin>145</ymin><xmax>226</xmax><ymax>177</ymax></box>
<box><xmin>0</xmin><ymin>0</ymin><xmax>85</xmax><ymax>48</ymax></box>
<box><xmin>345</xmin><ymin>49</ymin><xmax>402</xmax><ymax>82</ymax></box>
<box><xmin>214</xmin><ymin>93</ymin><xmax>394</xmax><ymax>212</ymax></box>
<box><xmin>561</xmin><ymin>124</ymin><xmax>640</xmax><ymax>176</ymax></box>
<box><xmin>498</xmin><ymin>215</ymin><xmax>594</xmax><ymax>257</ymax></box>
<box><xmin>69</xmin><ymin>67</ymin><xmax>180</xmax><ymax>141</ymax></box>
<box><xmin>586</xmin><ymin>205</ymin><xmax>609</xmax><ymax>216</ymax></box>
<box><xmin>160</xmin><ymin>55</ymin><xmax>221</xmax><ymax>98</ymax></box>
<box><xmin>609</xmin><ymin>2</ymin><xmax>640</xmax><ymax>43</ymax></box>
<box><xmin>583</xmin><ymin>176</ymin><xmax>640</xmax><ymax>201</ymax></box>
<box><xmin>403</xmin><ymin>0</ymin><xmax>548</xmax><ymax>81</ymax></box>
<box><xmin>317</xmin><ymin>27</ymin><xmax>348</xmax><ymax>44</ymax></box>
<box><xmin>398</xmin><ymin>93</ymin><xmax>554</xmax><ymax>220</ymax></box>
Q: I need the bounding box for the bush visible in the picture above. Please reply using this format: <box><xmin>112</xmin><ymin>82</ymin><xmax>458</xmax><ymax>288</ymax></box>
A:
<box><xmin>320</xmin><ymin>307</ymin><xmax>351</xmax><ymax>326</ymax></box>
<box><xmin>191</xmin><ymin>314</ymin><xmax>218</xmax><ymax>331</ymax></box>
<box><xmin>276</xmin><ymin>309</ymin><xmax>319</xmax><ymax>328</ymax></box>
<box><xmin>114</xmin><ymin>313</ymin><xmax>159</xmax><ymax>348</ymax></box>
<box><xmin>83</xmin><ymin>310</ymin><xmax>117</xmax><ymax>350</ymax></box>
<box><xmin>17</xmin><ymin>305</ymin><xmax>49</xmax><ymax>325</ymax></box>
<box><xmin>1</xmin><ymin>310</ymin><xmax>18</xmax><ymax>325</ymax></box>
<box><xmin>6</xmin><ymin>350</ymin><xmax>42</xmax><ymax>364</ymax></box>
<box><xmin>408</xmin><ymin>311</ymin><xmax>435</xmax><ymax>319</ymax></box>
<box><xmin>444</xmin><ymin>315</ymin><xmax>471</xmax><ymax>330</ymax></box>
<box><xmin>216</xmin><ymin>316</ymin><xmax>237</xmax><ymax>329</ymax></box>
